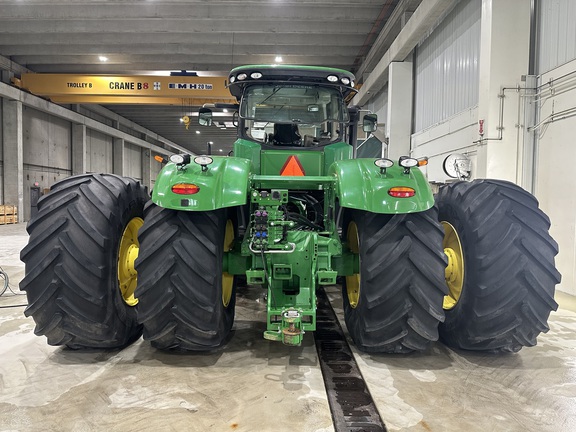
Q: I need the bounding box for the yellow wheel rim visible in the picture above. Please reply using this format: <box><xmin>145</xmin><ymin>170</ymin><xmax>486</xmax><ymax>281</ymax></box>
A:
<box><xmin>222</xmin><ymin>219</ymin><xmax>234</xmax><ymax>307</ymax></box>
<box><xmin>345</xmin><ymin>221</ymin><xmax>360</xmax><ymax>309</ymax></box>
<box><xmin>442</xmin><ymin>221</ymin><xmax>464</xmax><ymax>310</ymax></box>
<box><xmin>118</xmin><ymin>217</ymin><xmax>144</xmax><ymax>306</ymax></box>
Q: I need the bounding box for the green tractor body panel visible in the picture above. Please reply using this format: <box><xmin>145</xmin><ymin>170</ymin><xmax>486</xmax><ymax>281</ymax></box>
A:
<box><xmin>234</xmin><ymin>139</ymin><xmax>261</xmax><ymax>172</ymax></box>
<box><xmin>234</xmin><ymin>139</ymin><xmax>352</xmax><ymax>176</ymax></box>
<box><xmin>155</xmin><ymin>64</ymin><xmax>436</xmax><ymax>346</ymax></box>
<box><xmin>152</xmin><ymin>156</ymin><xmax>251</xmax><ymax>211</ymax></box>
<box><xmin>330</xmin><ymin>159</ymin><xmax>434</xmax><ymax>213</ymax></box>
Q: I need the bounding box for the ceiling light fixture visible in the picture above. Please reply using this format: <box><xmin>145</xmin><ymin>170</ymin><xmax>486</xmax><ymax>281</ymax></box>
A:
<box><xmin>275</xmin><ymin>56</ymin><xmax>283</xmax><ymax>63</ymax></box>
<box><xmin>195</xmin><ymin>130</ymin><xmax>201</xmax><ymax>134</ymax></box>
<box><xmin>99</xmin><ymin>56</ymin><xmax>108</xmax><ymax>62</ymax></box>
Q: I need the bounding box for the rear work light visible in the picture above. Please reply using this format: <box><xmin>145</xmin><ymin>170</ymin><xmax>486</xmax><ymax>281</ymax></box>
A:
<box><xmin>171</xmin><ymin>183</ymin><xmax>200</xmax><ymax>195</ymax></box>
<box><xmin>388</xmin><ymin>187</ymin><xmax>415</xmax><ymax>198</ymax></box>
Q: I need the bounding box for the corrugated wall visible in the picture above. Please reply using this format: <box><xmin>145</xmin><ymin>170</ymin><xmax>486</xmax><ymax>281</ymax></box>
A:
<box><xmin>413</xmin><ymin>0</ymin><xmax>481</xmax><ymax>132</ymax></box>
<box><xmin>534</xmin><ymin>0</ymin><xmax>576</xmax><ymax>295</ymax></box>
<box><xmin>537</xmin><ymin>0</ymin><xmax>576</xmax><ymax>74</ymax></box>
<box><xmin>366</xmin><ymin>86</ymin><xmax>388</xmax><ymax>127</ymax></box>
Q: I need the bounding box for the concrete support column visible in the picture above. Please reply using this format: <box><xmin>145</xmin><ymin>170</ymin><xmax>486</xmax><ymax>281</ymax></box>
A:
<box><xmin>113</xmin><ymin>137</ymin><xmax>124</xmax><ymax>176</ymax></box>
<box><xmin>475</xmin><ymin>0</ymin><xmax>531</xmax><ymax>181</ymax></box>
<box><xmin>141</xmin><ymin>148</ymin><xmax>151</xmax><ymax>191</ymax></box>
<box><xmin>2</xmin><ymin>99</ymin><xmax>24</xmax><ymax>222</ymax></box>
<box><xmin>386</xmin><ymin>61</ymin><xmax>413</xmax><ymax>160</ymax></box>
<box><xmin>71</xmin><ymin>123</ymin><xmax>87</xmax><ymax>175</ymax></box>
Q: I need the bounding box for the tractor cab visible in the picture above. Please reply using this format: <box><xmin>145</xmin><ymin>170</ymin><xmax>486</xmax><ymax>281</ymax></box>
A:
<box><xmin>199</xmin><ymin>65</ymin><xmax>363</xmax><ymax>176</ymax></box>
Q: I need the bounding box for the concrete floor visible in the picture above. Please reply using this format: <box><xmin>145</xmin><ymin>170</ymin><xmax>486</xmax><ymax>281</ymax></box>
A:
<box><xmin>1</xmin><ymin>223</ymin><xmax>575</xmax><ymax>432</ymax></box>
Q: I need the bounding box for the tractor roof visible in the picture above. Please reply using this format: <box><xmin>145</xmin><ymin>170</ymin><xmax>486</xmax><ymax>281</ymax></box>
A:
<box><xmin>227</xmin><ymin>64</ymin><xmax>357</xmax><ymax>100</ymax></box>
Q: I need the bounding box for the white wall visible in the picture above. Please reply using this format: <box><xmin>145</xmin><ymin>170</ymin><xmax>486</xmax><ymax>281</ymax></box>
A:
<box><xmin>404</xmin><ymin>0</ymin><xmax>573</xmax><ymax>300</ymax></box>
<box><xmin>535</xmin><ymin>58</ymin><xmax>576</xmax><ymax>296</ymax></box>
<box><xmin>411</xmin><ymin>107</ymin><xmax>478</xmax><ymax>182</ymax></box>
<box><xmin>411</xmin><ymin>0</ymin><xmax>481</xmax><ymax>182</ymax></box>
<box><xmin>535</xmin><ymin>0</ymin><xmax>576</xmax><ymax>296</ymax></box>
<box><xmin>537</xmin><ymin>0</ymin><xmax>576</xmax><ymax>73</ymax></box>
<box><xmin>411</xmin><ymin>0</ymin><xmax>532</xmax><ymax>186</ymax></box>
<box><xmin>413</xmin><ymin>0</ymin><xmax>481</xmax><ymax>132</ymax></box>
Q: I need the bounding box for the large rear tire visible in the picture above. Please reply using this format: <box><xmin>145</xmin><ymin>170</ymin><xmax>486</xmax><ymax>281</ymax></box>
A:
<box><xmin>342</xmin><ymin>208</ymin><xmax>447</xmax><ymax>353</ymax></box>
<box><xmin>135</xmin><ymin>203</ymin><xmax>236</xmax><ymax>350</ymax></box>
<box><xmin>436</xmin><ymin>180</ymin><xmax>561</xmax><ymax>352</ymax></box>
<box><xmin>20</xmin><ymin>174</ymin><xmax>148</xmax><ymax>349</ymax></box>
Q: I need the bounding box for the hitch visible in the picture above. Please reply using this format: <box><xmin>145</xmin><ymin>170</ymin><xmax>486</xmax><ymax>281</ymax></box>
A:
<box><xmin>263</xmin><ymin>309</ymin><xmax>304</xmax><ymax>346</ymax></box>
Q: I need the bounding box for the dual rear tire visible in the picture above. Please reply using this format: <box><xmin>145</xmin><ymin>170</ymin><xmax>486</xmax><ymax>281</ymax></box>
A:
<box><xmin>21</xmin><ymin>174</ymin><xmax>236</xmax><ymax>350</ymax></box>
<box><xmin>343</xmin><ymin>180</ymin><xmax>560</xmax><ymax>353</ymax></box>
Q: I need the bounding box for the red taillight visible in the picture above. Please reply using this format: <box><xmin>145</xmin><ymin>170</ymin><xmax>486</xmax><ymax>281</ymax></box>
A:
<box><xmin>171</xmin><ymin>183</ymin><xmax>200</xmax><ymax>195</ymax></box>
<box><xmin>388</xmin><ymin>187</ymin><xmax>415</xmax><ymax>198</ymax></box>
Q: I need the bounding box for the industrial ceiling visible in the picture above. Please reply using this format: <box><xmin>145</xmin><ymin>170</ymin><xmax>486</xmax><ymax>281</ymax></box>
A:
<box><xmin>0</xmin><ymin>0</ymin><xmax>422</xmax><ymax>155</ymax></box>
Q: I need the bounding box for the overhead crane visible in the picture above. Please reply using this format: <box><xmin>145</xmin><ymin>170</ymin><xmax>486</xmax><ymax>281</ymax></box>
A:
<box><xmin>14</xmin><ymin>73</ymin><xmax>236</xmax><ymax>105</ymax></box>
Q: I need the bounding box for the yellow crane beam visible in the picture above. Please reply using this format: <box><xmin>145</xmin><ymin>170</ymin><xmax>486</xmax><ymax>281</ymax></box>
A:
<box><xmin>18</xmin><ymin>73</ymin><xmax>236</xmax><ymax>105</ymax></box>
<box><xmin>48</xmin><ymin>96</ymin><xmax>235</xmax><ymax>105</ymax></box>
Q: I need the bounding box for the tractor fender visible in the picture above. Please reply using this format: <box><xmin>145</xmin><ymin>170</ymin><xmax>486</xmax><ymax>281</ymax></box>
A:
<box><xmin>329</xmin><ymin>159</ymin><xmax>434</xmax><ymax>214</ymax></box>
<box><xmin>152</xmin><ymin>156</ymin><xmax>251</xmax><ymax>211</ymax></box>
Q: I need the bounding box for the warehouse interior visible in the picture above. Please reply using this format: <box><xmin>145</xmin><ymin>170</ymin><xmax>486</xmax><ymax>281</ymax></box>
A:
<box><xmin>1</xmin><ymin>0</ymin><xmax>576</xmax><ymax>431</ymax></box>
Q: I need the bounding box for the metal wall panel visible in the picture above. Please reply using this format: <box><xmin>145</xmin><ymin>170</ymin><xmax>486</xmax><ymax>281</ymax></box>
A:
<box><xmin>124</xmin><ymin>142</ymin><xmax>142</xmax><ymax>180</ymax></box>
<box><xmin>0</xmin><ymin>100</ymin><xmax>3</xmax><ymax>204</ymax></box>
<box><xmin>0</xmin><ymin>100</ymin><xmax>3</xmax><ymax>161</ymax></box>
<box><xmin>22</xmin><ymin>106</ymin><xmax>71</xmax><ymax>171</ymax></box>
<box><xmin>414</xmin><ymin>0</ymin><xmax>481</xmax><ymax>132</ymax></box>
<box><xmin>537</xmin><ymin>0</ymin><xmax>576</xmax><ymax>74</ymax></box>
<box><xmin>86</xmin><ymin>129</ymin><xmax>113</xmax><ymax>173</ymax></box>
<box><xmin>366</xmin><ymin>86</ymin><xmax>388</xmax><ymax>127</ymax></box>
<box><xmin>21</xmin><ymin>106</ymin><xmax>72</xmax><ymax>220</ymax></box>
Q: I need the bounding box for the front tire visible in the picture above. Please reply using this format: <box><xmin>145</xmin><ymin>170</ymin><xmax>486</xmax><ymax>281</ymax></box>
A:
<box><xmin>342</xmin><ymin>209</ymin><xmax>447</xmax><ymax>353</ymax></box>
<box><xmin>20</xmin><ymin>174</ymin><xmax>148</xmax><ymax>349</ymax></box>
<box><xmin>436</xmin><ymin>180</ymin><xmax>561</xmax><ymax>352</ymax></box>
<box><xmin>135</xmin><ymin>203</ymin><xmax>237</xmax><ymax>350</ymax></box>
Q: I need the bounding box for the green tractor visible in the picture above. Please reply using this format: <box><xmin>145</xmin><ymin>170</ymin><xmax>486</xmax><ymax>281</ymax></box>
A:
<box><xmin>21</xmin><ymin>65</ymin><xmax>561</xmax><ymax>353</ymax></box>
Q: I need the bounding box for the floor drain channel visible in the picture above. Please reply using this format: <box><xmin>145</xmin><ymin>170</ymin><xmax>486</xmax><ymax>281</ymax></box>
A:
<box><xmin>314</xmin><ymin>288</ymin><xmax>387</xmax><ymax>432</ymax></box>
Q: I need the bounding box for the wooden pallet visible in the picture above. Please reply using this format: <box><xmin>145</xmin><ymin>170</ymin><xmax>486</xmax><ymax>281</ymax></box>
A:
<box><xmin>0</xmin><ymin>205</ymin><xmax>18</xmax><ymax>225</ymax></box>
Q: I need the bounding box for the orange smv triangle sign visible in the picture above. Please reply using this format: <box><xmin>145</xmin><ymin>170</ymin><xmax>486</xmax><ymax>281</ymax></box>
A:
<box><xmin>280</xmin><ymin>155</ymin><xmax>306</xmax><ymax>176</ymax></box>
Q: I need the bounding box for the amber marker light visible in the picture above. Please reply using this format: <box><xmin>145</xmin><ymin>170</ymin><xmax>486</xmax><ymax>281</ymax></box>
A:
<box><xmin>171</xmin><ymin>183</ymin><xmax>200</xmax><ymax>195</ymax></box>
<box><xmin>154</xmin><ymin>155</ymin><xmax>168</xmax><ymax>164</ymax></box>
<box><xmin>418</xmin><ymin>157</ymin><xmax>429</xmax><ymax>167</ymax></box>
<box><xmin>388</xmin><ymin>187</ymin><xmax>415</xmax><ymax>198</ymax></box>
